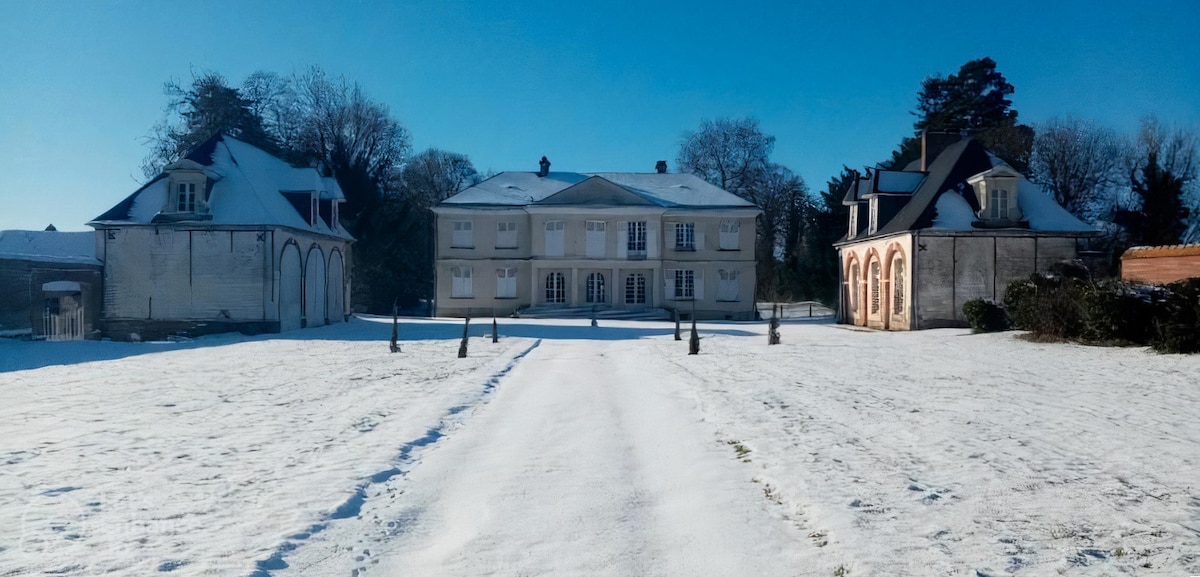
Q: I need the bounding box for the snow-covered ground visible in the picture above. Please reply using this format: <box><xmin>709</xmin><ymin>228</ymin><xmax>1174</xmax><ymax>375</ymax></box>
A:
<box><xmin>2</xmin><ymin>317</ymin><xmax>1198</xmax><ymax>576</ymax></box>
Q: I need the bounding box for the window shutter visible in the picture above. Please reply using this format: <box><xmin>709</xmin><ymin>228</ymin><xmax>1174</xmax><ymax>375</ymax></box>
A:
<box><xmin>695</xmin><ymin>228</ymin><xmax>705</xmax><ymax>251</ymax></box>
<box><xmin>664</xmin><ymin>268</ymin><xmax>675</xmax><ymax>300</ymax></box>
<box><xmin>694</xmin><ymin>269</ymin><xmax>704</xmax><ymax>301</ymax></box>
<box><xmin>646</xmin><ymin>221</ymin><xmax>659</xmax><ymax>258</ymax></box>
<box><xmin>617</xmin><ymin>222</ymin><xmax>628</xmax><ymax>258</ymax></box>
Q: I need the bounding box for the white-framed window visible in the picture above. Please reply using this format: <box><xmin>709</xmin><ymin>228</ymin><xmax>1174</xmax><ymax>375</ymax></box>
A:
<box><xmin>869</xmin><ymin>198</ymin><xmax>879</xmax><ymax>234</ymax></box>
<box><xmin>989</xmin><ymin>188</ymin><xmax>1010</xmax><ymax>220</ymax></box>
<box><xmin>544</xmin><ymin>220</ymin><xmax>565</xmax><ymax>256</ymax></box>
<box><xmin>585</xmin><ymin>220</ymin><xmax>606</xmax><ymax>257</ymax></box>
<box><xmin>451</xmin><ymin>221</ymin><xmax>473</xmax><ymax>248</ymax></box>
<box><xmin>176</xmin><ymin>182</ymin><xmax>196</xmax><ymax>212</ymax></box>
<box><xmin>675</xmin><ymin>222</ymin><xmax>695</xmax><ymax>250</ymax></box>
<box><xmin>848</xmin><ymin>209</ymin><xmax>858</xmax><ymax>240</ymax></box>
<box><xmin>450</xmin><ymin>266</ymin><xmax>473</xmax><ymax>298</ymax></box>
<box><xmin>625</xmin><ymin>273</ymin><xmax>646</xmax><ymax>304</ymax></box>
<box><xmin>892</xmin><ymin>257</ymin><xmax>905</xmax><ymax>316</ymax></box>
<box><xmin>675</xmin><ymin>269</ymin><xmax>695</xmax><ymax>300</ymax></box>
<box><xmin>719</xmin><ymin>220</ymin><xmax>739</xmax><ymax>250</ymax></box>
<box><xmin>627</xmin><ymin>221</ymin><xmax>647</xmax><ymax>254</ymax></box>
<box><xmin>586</xmin><ymin>273</ymin><xmax>606</xmax><ymax>303</ymax></box>
<box><xmin>545</xmin><ymin>272</ymin><xmax>565</xmax><ymax>303</ymax></box>
<box><xmin>869</xmin><ymin>260</ymin><xmax>881</xmax><ymax>314</ymax></box>
<box><xmin>496</xmin><ymin>221</ymin><xmax>517</xmax><ymax>248</ymax></box>
<box><xmin>717</xmin><ymin>269</ymin><xmax>740</xmax><ymax>302</ymax></box>
<box><xmin>496</xmin><ymin>267</ymin><xmax>517</xmax><ymax>298</ymax></box>
<box><xmin>849</xmin><ymin>262</ymin><xmax>860</xmax><ymax>312</ymax></box>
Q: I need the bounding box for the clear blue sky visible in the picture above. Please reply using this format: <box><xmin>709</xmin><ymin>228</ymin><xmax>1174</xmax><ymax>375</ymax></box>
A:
<box><xmin>2</xmin><ymin>0</ymin><xmax>1197</xmax><ymax>231</ymax></box>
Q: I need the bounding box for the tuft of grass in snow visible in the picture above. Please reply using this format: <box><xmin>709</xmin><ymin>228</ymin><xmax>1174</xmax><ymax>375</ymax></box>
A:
<box><xmin>833</xmin><ymin>564</ymin><xmax>849</xmax><ymax>576</ymax></box>
<box><xmin>726</xmin><ymin>439</ymin><xmax>752</xmax><ymax>462</ymax></box>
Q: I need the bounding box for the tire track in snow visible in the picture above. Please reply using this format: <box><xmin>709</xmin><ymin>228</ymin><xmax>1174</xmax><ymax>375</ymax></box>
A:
<box><xmin>246</xmin><ymin>339</ymin><xmax>542</xmax><ymax>577</ymax></box>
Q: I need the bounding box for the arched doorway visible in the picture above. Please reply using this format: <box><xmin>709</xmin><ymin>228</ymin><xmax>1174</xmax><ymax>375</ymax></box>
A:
<box><xmin>305</xmin><ymin>246</ymin><xmax>327</xmax><ymax>327</ymax></box>
<box><xmin>279</xmin><ymin>243</ymin><xmax>303</xmax><ymax>332</ymax></box>
<box><xmin>327</xmin><ymin>250</ymin><xmax>345</xmax><ymax>324</ymax></box>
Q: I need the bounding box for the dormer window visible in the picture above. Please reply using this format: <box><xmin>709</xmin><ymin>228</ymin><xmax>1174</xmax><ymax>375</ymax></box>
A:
<box><xmin>967</xmin><ymin>167</ymin><xmax>1023</xmax><ymax>224</ymax></box>
<box><xmin>868</xmin><ymin>198</ymin><xmax>879</xmax><ymax>234</ymax></box>
<box><xmin>176</xmin><ymin>182</ymin><xmax>196</xmax><ymax>212</ymax></box>
<box><xmin>848</xmin><ymin>207</ymin><xmax>858</xmax><ymax>240</ymax></box>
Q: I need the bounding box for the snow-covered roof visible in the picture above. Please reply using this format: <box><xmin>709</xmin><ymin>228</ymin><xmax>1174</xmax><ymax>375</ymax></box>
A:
<box><xmin>440</xmin><ymin>171</ymin><xmax>754</xmax><ymax>209</ymax></box>
<box><xmin>0</xmin><ymin>230</ymin><xmax>99</xmax><ymax>265</ymax></box>
<box><xmin>90</xmin><ymin>134</ymin><xmax>352</xmax><ymax>240</ymax></box>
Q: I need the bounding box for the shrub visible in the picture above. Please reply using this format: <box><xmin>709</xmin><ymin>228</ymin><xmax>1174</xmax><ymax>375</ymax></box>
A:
<box><xmin>962</xmin><ymin>299</ymin><xmax>1010</xmax><ymax>333</ymax></box>
<box><xmin>1075</xmin><ymin>280</ymin><xmax>1154</xmax><ymax>344</ymax></box>
<box><xmin>1152</xmin><ymin>278</ymin><xmax>1200</xmax><ymax>354</ymax></box>
<box><xmin>1003</xmin><ymin>273</ymin><xmax>1081</xmax><ymax>339</ymax></box>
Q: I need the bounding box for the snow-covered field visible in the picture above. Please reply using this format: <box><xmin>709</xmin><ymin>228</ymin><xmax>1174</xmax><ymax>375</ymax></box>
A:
<box><xmin>1</xmin><ymin>317</ymin><xmax>1198</xmax><ymax>576</ymax></box>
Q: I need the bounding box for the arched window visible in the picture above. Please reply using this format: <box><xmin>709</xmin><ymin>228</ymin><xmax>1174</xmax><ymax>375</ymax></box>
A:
<box><xmin>849</xmin><ymin>262</ymin><xmax>860</xmax><ymax>311</ymax></box>
<box><xmin>892</xmin><ymin>256</ymin><xmax>905</xmax><ymax>316</ymax></box>
<box><xmin>870</xmin><ymin>260</ymin><xmax>881</xmax><ymax>314</ymax></box>
<box><xmin>545</xmin><ymin>272</ymin><xmax>565</xmax><ymax>304</ymax></box>
<box><xmin>586</xmin><ymin>273</ymin><xmax>606</xmax><ymax>303</ymax></box>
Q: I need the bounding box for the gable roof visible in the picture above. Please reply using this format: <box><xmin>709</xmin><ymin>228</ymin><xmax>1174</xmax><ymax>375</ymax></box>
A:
<box><xmin>440</xmin><ymin>171</ymin><xmax>755</xmax><ymax>209</ymax></box>
<box><xmin>90</xmin><ymin>134</ymin><xmax>352</xmax><ymax>240</ymax></box>
<box><xmin>0</xmin><ymin>230</ymin><xmax>99</xmax><ymax>265</ymax></box>
<box><xmin>841</xmin><ymin>139</ymin><xmax>1093</xmax><ymax>242</ymax></box>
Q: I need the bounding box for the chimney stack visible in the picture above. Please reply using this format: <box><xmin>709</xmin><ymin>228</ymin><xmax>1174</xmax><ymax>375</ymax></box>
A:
<box><xmin>538</xmin><ymin>156</ymin><xmax>551</xmax><ymax>177</ymax></box>
<box><xmin>655</xmin><ymin>160</ymin><xmax>668</xmax><ymax>174</ymax></box>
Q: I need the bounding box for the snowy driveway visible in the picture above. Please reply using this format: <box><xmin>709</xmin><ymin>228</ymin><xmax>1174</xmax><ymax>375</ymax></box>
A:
<box><xmin>280</xmin><ymin>338</ymin><xmax>804</xmax><ymax>577</ymax></box>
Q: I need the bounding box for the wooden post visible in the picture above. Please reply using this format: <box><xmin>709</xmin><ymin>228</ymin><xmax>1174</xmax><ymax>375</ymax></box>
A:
<box><xmin>389</xmin><ymin>301</ymin><xmax>401</xmax><ymax>353</ymax></box>
<box><xmin>457</xmin><ymin>316</ymin><xmax>470</xmax><ymax>358</ymax></box>
<box><xmin>591</xmin><ymin>305</ymin><xmax>598</xmax><ymax>328</ymax></box>
<box><xmin>492</xmin><ymin>317</ymin><xmax>498</xmax><ymax>343</ymax></box>
<box><xmin>769</xmin><ymin>303</ymin><xmax>781</xmax><ymax>345</ymax></box>
<box><xmin>688</xmin><ymin>315</ymin><xmax>700</xmax><ymax>355</ymax></box>
<box><xmin>674</xmin><ymin>309</ymin><xmax>681</xmax><ymax>341</ymax></box>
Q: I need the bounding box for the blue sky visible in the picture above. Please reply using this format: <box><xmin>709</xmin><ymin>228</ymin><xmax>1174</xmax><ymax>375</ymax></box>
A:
<box><xmin>1</xmin><ymin>0</ymin><xmax>1197</xmax><ymax>231</ymax></box>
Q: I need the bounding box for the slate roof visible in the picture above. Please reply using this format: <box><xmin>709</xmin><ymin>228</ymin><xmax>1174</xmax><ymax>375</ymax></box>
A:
<box><xmin>440</xmin><ymin>171</ymin><xmax>756</xmax><ymax>209</ymax></box>
<box><xmin>90</xmin><ymin>134</ymin><xmax>352</xmax><ymax>240</ymax></box>
<box><xmin>838</xmin><ymin>139</ymin><xmax>1094</xmax><ymax>244</ymax></box>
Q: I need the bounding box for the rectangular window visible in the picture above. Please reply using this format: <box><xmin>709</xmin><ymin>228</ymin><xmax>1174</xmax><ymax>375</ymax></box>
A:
<box><xmin>586</xmin><ymin>220</ymin><xmax>606</xmax><ymax>257</ymax></box>
<box><xmin>177</xmin><ymin>182</ymin><xmax>196</xmax><ymax>212</ymax></box>
<box><xmin>544</xmin><ymin>220</ymin><xmax>565</xmax><ymax>256</ymax></box>
<box><xmin>496</xmin><ymin>267</ymin><xmax>517</xmax><ymax>298</ymax></box>
<box><xmin>848</xmin><ymin>209</ymin><xmax>858</xmax><ymax>240</ymax></box>
<box><xmin>869</xmin><ymin>198</ymin><xmax>879</xmax><ymax>234</ymax></box>
<box><xmin>674</xmin><ymin>269</ymin><xmax>695</xmax><ymax>300</ymax></box>
<box><xmin>496</xmin><ymin>221</ymin><xmax>517</xmax><ymax>248</ymax></box>
<box><xmin>625</xmin><ymin>273</ymin><xmax>647</xmax><ymax>304</ymax></box>
<box><xmin>451</xmin><ymin>266</ymin><xmax>473</xmax><ymax>298</ymax></box>
<box><xmin>990</xmin><ymin>188</ymin><xmax>1010</xmax><ymax>219</ymax></box>
<box><xmin>674</xmin><ymin>222</ymin><xmax>695</xmax><ymax>250</ymax></box>
<box><xmin>717</xmin><ymin>269</ymin><xmax>739</xmax><ymax>302</ymax></box>
<box><xmin>451</xmin><ymin>221</ymin><xmax>473</xmax><ymax>248</ymax></box>
<box><xmin>627</xmin><ymin>221</ymin><xmax>647</xmax><ymax>255</ymax></box>
<box><xmin>719</xmin><ymin>220</ymin><xmax>739</xmax><ymax>249</ymax></box>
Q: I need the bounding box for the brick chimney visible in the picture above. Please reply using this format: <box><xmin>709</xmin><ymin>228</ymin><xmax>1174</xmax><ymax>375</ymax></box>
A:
<box><xmin>655</xmin><ymin>160</ymin><xmax>668</xmax><ymax>174</ymax></box>
<box><xmin>538</xmin><ymin>156</ymin><xmax>551</xmax><ymax>177</ymax></box>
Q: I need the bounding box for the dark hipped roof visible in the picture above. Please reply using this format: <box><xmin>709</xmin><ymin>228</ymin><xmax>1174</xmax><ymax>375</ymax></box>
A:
<box><xmin>874</xmin><ymin>139</ymin><xmax>992</xmax><ymax>236</ymax></box>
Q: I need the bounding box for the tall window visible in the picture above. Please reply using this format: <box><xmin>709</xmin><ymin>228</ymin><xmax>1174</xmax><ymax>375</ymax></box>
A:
<box><xmin>452</xmin><ymin>221</ymin><xmax>473</xmax><ymax>248</ymax></box>
<box><xmin>545</xmin><ymin>272</ymin><xmax>565</xmax><ymax>303</ymax></box>
<box><xmin>717</xmin><ymin>269</ymin><xmax>739</xmax><ymax>302</ymax></box>
<box><xmin>586</xmin><ymin>273</ymin><xmax>606</xmax><ymax>303</ymax></box>
<box><xmin>892</xmin><ymin>257</ymin><xmax>905</xmax><ymax>316</ymax></box>
<box><xmin>989</xmin><ymin>188</ymin><xmax>1010</xmax><ymax>219</ymax></box>
<box><xmin>675</xmin><ymin>269</ymin><xmax>695</xmax><ymax>300</ymax></box>
<box><xmin>719</xmin><ymin>220</ymin><xmax>739</xmax><ymax>250</ymax></box>
<box><xmin>451</xmin><ymin>266</ymin><xmax>473</xmax><ymax>298</ymax></box>
<box><xmin>627</xmin><ymin>221</ymin><xmax>647</xmax><ymax>254</ymax></box>
<box><xmin>869</xmin><ymin>260</ymin><xmax>881</xmax><ymax>314</ymax></box>
<box><xmin>496</xmin><ymin>267</ymin><xmax>517</xmax><ymax>298</ymax></box>
<box><xmin>496</xmin><ymin>222</ymin><xmax>517</xmax><ymax>248</ymax></box>
<box><xmin>848</xmin><ymin>209</ymin><xmax>858</xmax><ymax>240</ymax></box>
<box><xmin>544</xmin><ymin>221</ymin><xmax>565</xmax><ymax>256</ymax></box>
<box><xmin>849</xmin><ymin>262</ymin><xmax>860</xmax><ymax>312</ymax></box>
<box><xmin>177</xmin><ymin>182</ymin><xmax>196</xmax><ymax>212</ymax></box>
<box><xmin>625</xmin><ymin>273</ymin><xmax>646</xmax><ymax>304</ymax></box>
<box><xmin>585</xmin><ymin>220</ymin><xmax>606</xmax><ymax>257</ymax></box>
<box><xmin>675</xmin><ymin>222</ymin><xmax>695</xmax><ymax>250</ymax></box>
<box><xmin>869</xmin><ymin>198</ymin><xmax>879</xmax><ymax>234</ymax></box>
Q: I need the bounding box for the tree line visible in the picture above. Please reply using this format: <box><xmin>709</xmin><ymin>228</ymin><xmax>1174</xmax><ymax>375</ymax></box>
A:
<box><xmin>143</xmin><ymin>61</ymin><xmax>1198</xmax><ymax>312</ymax></box>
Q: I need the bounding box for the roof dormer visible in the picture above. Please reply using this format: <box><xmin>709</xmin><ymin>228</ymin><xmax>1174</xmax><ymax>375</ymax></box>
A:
<box><xmin>164</xmin><ymin>158</ymin><xmax>210</xmax><ymax>215</ymax></box>
<box><xmin>967</xmin><ymin>166</ymin><xmax>1025</xmax><ymax>226</ymax></box>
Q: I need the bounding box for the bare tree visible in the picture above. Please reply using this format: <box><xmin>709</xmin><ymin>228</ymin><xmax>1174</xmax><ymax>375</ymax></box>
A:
<box><xmin>1029</xmin><ymin>117</ymin><xmax>1128</xmax><ymax>220</ymax></box>
<box><xmin>399</xmin><ymin>148</ymin><xmax>481</xmax><ymax>207</ymax></box>
<box><xmin>676</xmin><ymin>117</ymin><xmax>774</xmax><ymax>199</ymax></box>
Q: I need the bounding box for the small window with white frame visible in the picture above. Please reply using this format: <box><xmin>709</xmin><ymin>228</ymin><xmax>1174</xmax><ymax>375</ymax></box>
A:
<box><xmin>627</xmin><ymin>221</ymin><xmax>647</xmax><ymax>254</ymax></box>
<box><xmin>451</xmin><ymin>221</ymin><xmax>473</xmax><ymax>248</ymax></box>
<box><xmin>719</xmin><ymin>220</ymin><xmax>739</xmax><ymax>250</ymax></box>
<box><xmin>869</xmin><ymin>198</ymin><xmax>879</xmax><ymax>234</ymax></box>
<box><xmin>717</xmin><ymin>269</ymin><xmax>739</xmax><ymax>301</ymax></box>
<box><xmin>675</xmin><ymin>222</ymin><xmax>695</xmax><ymax>250</ymax></box>
<box><xmin>451</xmin><ymin>266</ymin><xmax>473</xmax><ymax>298</ymax></box>
<box><xmin>176</xmin><ymin>182</ymin><xmax>196</xmax><ymax>212</ymax></box>
<box><xmin>496</xmin><ymin>267</ymin><xmax>517</xmax><ymax>298</ymax></box>
<box><xmin>496</xmin><ymin>221</ymin><xmax>517</xmax><ymax>248</ymax></box>
<box><xmin>989</xmin><ymin>188</ymin><xmax>1010</xmax><ymax>220</ymax></box>
<box><xmin>674</xmin><ymin>269</ymin><xmax>695</xmax><ymax>300</ymax></box>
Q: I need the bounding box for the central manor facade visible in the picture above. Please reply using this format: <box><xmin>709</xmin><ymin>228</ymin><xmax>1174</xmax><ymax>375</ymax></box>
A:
<box><xmin>432</xmin><ymin>160</ymin><xmax>759</xmax><ymax>320</ymax></box>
